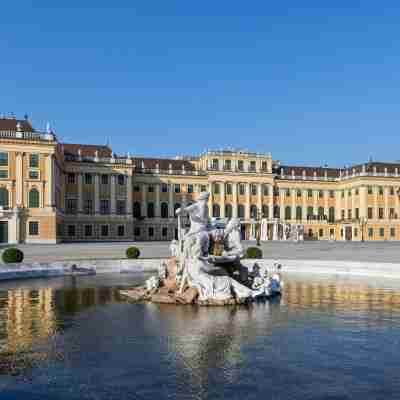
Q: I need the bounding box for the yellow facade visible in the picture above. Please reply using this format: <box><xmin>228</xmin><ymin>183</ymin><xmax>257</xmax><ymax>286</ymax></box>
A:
<box><xmin>1</xmin><ymin>117</ymin><xmax>400</xmax><ymax>243</ymax></box>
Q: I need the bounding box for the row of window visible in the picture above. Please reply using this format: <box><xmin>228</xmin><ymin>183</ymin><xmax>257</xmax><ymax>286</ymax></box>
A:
<box><xmin>0</xmin><ymin>188</ymin><xmax>40</xmax><ymax>208</ymax></box>
<box><xmin>210</xmin><ymin>159</ymin><xmax>267</xmax><ymax>172</ymax></box>
<box><xmin>66</xmin><ymin>224</ymin><xmax>126</xmax><ymax>238</ymax></box>
<box><xmin>0</xmin><ymin>152</ymin><xmax>40</xmax><ymax>168</ymax></box>
<box><xmin>133</xmin><ymin>183</ymin><xmax>205</xmax><ymax>194</ymax></box>
<box><xmin>67</xmin><ymin>173</ymin><xmax>126</xmax><ymax>185</ymax></box>
<box><xmin>133</xmin><ymin>226</ymin><xmax>171</xmax><ymax>238</ymax></box>
<box><xmin>66</xmin><ymin>199</ymin><xmax>128</xmax><ymax>215</ymax></box>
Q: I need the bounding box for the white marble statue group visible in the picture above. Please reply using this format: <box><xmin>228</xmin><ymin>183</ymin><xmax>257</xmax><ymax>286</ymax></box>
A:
<box><xmin>156</xmin><ymin>191</ymin><xmax>283</xmax><ymax>304</ymax></box>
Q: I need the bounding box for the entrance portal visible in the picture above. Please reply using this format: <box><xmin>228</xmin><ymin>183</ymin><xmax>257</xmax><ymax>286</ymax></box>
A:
<box><xmin>0</xmin><ymin>221</ymin><xmax>8</xmax><ymax>243</ymax></box>
<box><xmin>345</xmin><ymin>226</ymin><xmax>352</xmax><ymax>241</ymax></box>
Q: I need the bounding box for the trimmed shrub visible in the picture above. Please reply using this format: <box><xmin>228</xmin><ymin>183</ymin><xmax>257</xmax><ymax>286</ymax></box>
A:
<box><xmin>2</xmin><ymin>248</ymin><xmax>24</xmax><ymax>264</ymax></box>
<box><xmin>126</xmin><ymin>246</ymin><xmax>140</xmax><ymax>259</ymax></box>
<box><xmin>246</xmin><ymin>247</ymin><xmax>263</xmax><ymax>259</ymax></box>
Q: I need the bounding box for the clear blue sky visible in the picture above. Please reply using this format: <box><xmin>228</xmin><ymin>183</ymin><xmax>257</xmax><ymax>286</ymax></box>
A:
<box><xmin>1</xmin><ymin>1</ymin><xmax>400</xmax><ymax>166</ymax></box>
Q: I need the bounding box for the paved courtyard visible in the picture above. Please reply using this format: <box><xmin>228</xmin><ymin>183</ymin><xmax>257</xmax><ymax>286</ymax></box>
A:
<box><xmin>1</xmin><ymin>241</ymin><xmax>400</xmax><ymax>264</ymax></box>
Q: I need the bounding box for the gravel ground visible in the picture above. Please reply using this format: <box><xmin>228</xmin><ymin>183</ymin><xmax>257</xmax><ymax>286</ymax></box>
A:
<box><xmin>1</xmin><ymin>240</ymin><xmax>399</xmax><ymax>264</ymax></box>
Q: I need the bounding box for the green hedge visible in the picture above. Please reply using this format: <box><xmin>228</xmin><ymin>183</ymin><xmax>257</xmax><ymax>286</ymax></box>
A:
<box><xmin>126</xmin><ymin>246</ymin><xmax>140</xmax><ymax>259</ymax></box>
<box><xmin>2</xmin><ymin>248</ymin><xmax>24</xmax><ymax>264</ymax></box>
<box><xmin>246</xmin><ymin>247</ymin><xmax>263</xmax><ymax>259</ymax></box>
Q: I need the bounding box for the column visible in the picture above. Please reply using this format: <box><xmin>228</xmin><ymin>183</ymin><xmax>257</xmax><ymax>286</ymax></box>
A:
<box><xmin>269</xmin><ymin>184</ymin><xmax>273</xmax><ymax>220</ymax></box>
<box><xmin>313</xmin><ymin>189</ymin><xmax>318</xmax><ymax>218</ymax></box>
<box><xmin>126</xmin><ymin>174</ymin><xmax>133</xmax><ymax>215</ymax></box>
<box><xmin>155</xmin><ymin>183</ymin><xmax>160</xmax><ymax>217</ymax></box>
<box><xmin>384</xmin><ymin>186</ymin><xmax>389</xmax><ymax>219</ymax></box>
<box><xmin>291</xmin><ymin>188</ymin><xmax>296</xmax><ymax>221</ymax></box>
<box><xmin>141</xmin><ymin>183</ymin><xmax>147</xmax><ymax>217</ymax></box>
<box><xmin>257</xmin><ymin>183</ymin><xmax>262</xmax><ymax>218</ymax></box>
<box><xmin>208</xmin><ymin>182</ymin><xmax>213</xmax><ymax>218</ymax></box>
<box><xmin>344</xmin><ymin>189</ymin><xmax>348</xmax><ymax>219</ymax></box>
<box><xmin>46</xmin><ymin>154</ymin><xmax>54</xmax><ymax>207</ymax></box>
<box><xmin>232</xmin><ymin>182</ymin><xmax>238</xmax><ymax>218</ymax></box>
<box><xmin>245</xmin><ymin>183</ymin><xmax>250</xmax><ymax>220</ymax></box>
<box><xmin>302</xmin><ymin>189</ymin><xmax>307</xmax><ymax>222</ymax></box>
<box><xmin>94</xmin><ymin>174</ymin><xmax>100</xmax><ymax>214</ymax></box>
<box><xmin>110</xmin><ymin>174</ymin><xmax>116</xmax><ymax>214</ymax></box>
<box><xmin>359</xmin><ymin>186</ymin><xmax>367</xmax><ymax>218</ymax></box>
<box><xmin>77</xmin><ymin>173</ymin><xmax>83</xmax><ymax>213</ymax></box>
<box><xmin>168</xmin><ymin>183</ymin><xmax>174</xmax><ymax>217</ymax></box>
<box><xmin>324</xmin><ymin>190</ymin><xmax>328</xmax><ymax>219</ymax></box>
<box><xmin>335</xmin><ymin>190</ymin><xmax>341</xmax><ymax>223</ymax></box>
<box><xmin>15</xmin><ymin>152</ymin><xmax>23</xmax><ymax>207</ymax></box>
<box><xmin>279</xmin><ymin>188</ymin><xmax>284</xmax><ymax>220</ymax></box>
<box><xmin>220</xmin><ymin>181</ymin><xmax>225</xmax><ymax>218</ymax></box>
<box><xmin>374</xmin><ymin>186</ymin><xmax>378</xmax><ymax>220</ymax></box>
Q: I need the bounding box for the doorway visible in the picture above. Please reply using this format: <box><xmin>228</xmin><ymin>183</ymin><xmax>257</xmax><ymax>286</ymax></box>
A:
<box><xmin>0</xmin><ymin>221</ymin><xmax>8</xmax><ymax>243</ymax></box>
<box><xmin>345</xmin><ymin>226</ymin><xmax>352</xmax><ymax>241</ymax></box>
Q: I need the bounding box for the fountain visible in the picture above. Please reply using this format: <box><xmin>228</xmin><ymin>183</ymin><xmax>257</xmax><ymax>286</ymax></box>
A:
<box><xmin>120</xmin><ymin>192</ymin><xmax>283</xmax><ymax>305</ymax></box>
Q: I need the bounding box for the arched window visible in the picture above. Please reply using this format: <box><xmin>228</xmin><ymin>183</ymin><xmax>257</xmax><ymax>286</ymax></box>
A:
<box><xmin>212</xmin><ymin>204</ymin><xmax>220</xmax><ymax>218</ymax></box>
<box><xmin>250</xmin><ymin>205</ymin><xmax>258</xmax><ymax>219</ymax></box>
<box><xmin>238</xmin><ymin>204</ymin><xmax>245</xmax><ymax>218</ymax></box>
<box><xmin>161</xmin><ymin>202</ymin><xmax>169</xmax><ymax>218</ymax></box>
<box><xmin>307</xmin><ymin>206</ymin><xmax>314</xmax><ymax>220</ymax></box>
<box><xmin>225</xmin><ymin>204</ymin><xmax>232</xmax><ymax>218</ymax></box>
<box><xmin>133</xmin><ymin>202</ymin><xmax>141</xmax><ymax>218</ymax></box>
<box><xmin>318</xmin><ymin>207</ymin><xmax>325</xmax><ymax>220</ymax></box>
<box><xmin>273</xmin><ymin>205</ymin><xmax>280</xmax><ymax>219</ymax></box>
<box><xmin>262</xmin><ymin>205</ymin><xmax>269</xmax><ymax>218</ymax></box>
<box><xmin>0</xmin><ymin>187</ymin><xmax>9</xmax><ymax>208</ymax></box>
<box><xmin>147</xmin><ymin>202</ymin><xmax>155</xmax><ymax>218</ymax></box>
<box><xmin>174</xmin><ymin>203</ymin><xmax>181</xmax><ymax>218</ymax></box>
<box><xmin>328</xmin><ymin>207</ymin><xmax>335</xmax><ymax>223</ymax></box>
<box><xmin>29</xmin><ymin>188</ymin><xmax>40</xmax><ymax>208</ymax></box>
<box><xmin>296</xmin><ymin>206</ymin><xmax>302</xmax><ymax>220</ymax></box>
<box><xmin>285</xmin><ymin>206</ymin><xmax>291</xmax><ymax>220</ymax></box>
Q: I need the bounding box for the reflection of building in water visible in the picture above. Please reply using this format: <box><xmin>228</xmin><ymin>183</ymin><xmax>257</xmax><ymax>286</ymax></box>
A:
<box><xmin>283</xmin><ymin>278</ymin><xmax>400</xmax><ymax>313</ymax></box>
<box><xmin>1</xmin><ymin>288</ymin><xmax>55</xmax><ymax>354</ymax></box>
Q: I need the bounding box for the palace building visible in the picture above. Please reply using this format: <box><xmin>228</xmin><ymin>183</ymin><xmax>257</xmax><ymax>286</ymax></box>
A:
<box><xmin>1</xmin><ymin>115</ymin><xmax>400</xmax><ymax>244</ymax></box>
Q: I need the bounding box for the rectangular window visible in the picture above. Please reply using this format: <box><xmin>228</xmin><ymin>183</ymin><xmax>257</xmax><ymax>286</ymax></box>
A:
<box><xmin>174</xmin><ymin>184</ymin><xmax>181</xmax><ymax>193</ymax></box>
<box><xmin>378</xmin><ymin>186</ymin><xmax>384</xmax><ymax>196</ymax></box>
<box><xmin>329</xmin><ymin>190</ymin><xmax>335</xmax><ymax>198</ymax></box>
<box><xmin>212</xmin><ymin>159</ymin><xmax>219</xmax><ymax>170</ymax></box>
<box><xmin>308</xmin><ymin>189</ymin><xmax>313</xmax><ymax>198</ymax></box>
<box><xmin>368</xmin><ymin>186</ymin><xmax>373</xmax><ymax>195</ymax></box>
<box><xmin>67</xmin><ymin>225</ymin><xmax>76</xmax><ymax>237</ymax></box>
<box><xmin>148</xmin><ymin>227</ymin><xmax>154</xmax><ymax>237</ymax></box>
<box><xmin>341</xmin><ymin>210</ymin><xmax>345</xmax><ymax>220</ymax></box>
<box><xmin>29</xmin><ymin>154</ymin><xmax>39</xmax><ymax>168</ymax></box>
<box><xmin>148</xmin><ymin>185</ymin><xmax>154</xmax><ymax>193</ymax></box>
<box><xmin>368</xmin><ymin>207</ymin><xmax>373</xmax><ymax>219</ymax></box>
<box><xmin>68</xmin><ymin>173</ymin><xmax>76</xmax><ymax>184</ymax></box>
<box><xmin>118</xmin><ymin>225</ymin><xmax>125</xmax><ymax>237</ymax></box>
<box><xmin>261</xmin><ymin>161</ymin><xmax>268</xmax><ymax>171</ymax></box>
<box><xmin>0</xmin><ymin>152</ymin><xmax>8</xmax><ymax>166</ymax></box>
<box><xmin>390</xmin><ymin>187</ymin><xmax>395</xmax><ymax>196</ymax></box>
<box><xmin>84</xmin><ymin>199</ymin><xmax>93</xmax><ymax>214</ymax></box>
<box><xmin>84</xmin><ymin>225</ymin><xmax>93</xmax><ymax>237</ymax></box>
<box><xmin>390</xmin><ymin>208</ymin><xmax>395</xmax><ymax>219</ymax></box>
<box><xmin>118</xmin><ymin>175</ymin><xmax>125</xmax><ymax>185</ymax></box>
<box><xmin>354</xmin><ymin>228</ymin><xmax>358</xmax><ymax>237</ymax></box>
<box><xmin>368</xmin><ymin>228</ymin><xmax>373</xmax><ymax>238</ymax></box>
<box><xmin>187</xmin><ymin>184</ymin><xmax>193</xmax><ymax>193</ymax></box>
<box><xmin>161</xmin><ymin>183</ymin><xmax>168</xmax><ymax>193</ymax></box>
<box><xmin>226</xmin><ymin>184</ymin><xmax>232</xmax><ymax>195</ymax></box>
<box><xmin>133</xmin><ymin>185</ymin><xmax>140</xmax><ymax>192</ymax></box>
<box><xmin>318</xmin><ymin>190</ymin><xmax>323</xmax><ymax>199</ymax></box>
<box><xmin>251</xmin><ymin>185</ymin><xmax>257</xmax><ymax>196</ymax></box>
<box><xmin>100</xmin><ymin>199</ymin><xmax>110</xmax><ymax>215</ymax></box>
<box><xmin>355</xmin><ymin>188</ymin><xmax>359</xmax><ymax>196</ymax></box>
<box><xmin>0</xmin><ymin>170</ymin><xmax>8</xmax><ymax>179</ymax></box>
<box><xmin>66</xmin><ymin>199</ymin><xmax>78</xmax><ymax>214</ymax></box>
<box><xmin>101</xmin><ymin>174</ymin><xmax>109</xmax><ymax>185</ymax></box>
<box><xmin>249</xmin><ymin>161</ymin><xmax>256</xmax><ymax>172</ymax></box>
<box><xmin>29</xmin><ymin>170</ymin><xmax>39</xmax><ymax>180</ymax></box>
<box><xmin>200</xmin><ymin>185</ymin><xmax>207</xmax><ymax>192</ymax></box>
<box><xmin>355</xmin><ymin>208</ymin><xmax>359</xmax><ymax>219</ymax></box>
<box><xmin>101</xmin><ymin>225</ymin><xmax>109</xmax><ymax>237</ymax></box>
<box><xmin>348</xmin><ymin>190</ymin><xmax>352</xmax><ymax>197</ymax></box>
<box><xmin>378</xmin><ymin>208</ymin><xmax>384</xmax><ymax>219</ymax></box>
<box><xmin>162</xmin><ymin>227</ymin><xmax>168</xmax><ymax>237</ymax></box>
<box><xmin>237</xmin><ymin>160</ymin><xmax>244</xmax><ymax>171</ymax></box>
<box><xmin>117</xmin><ymin>200</ymin><xmax>126</xmax><ymax>215</ymax></box>
<box><xmin>224</xmin><ymin>160</ymin><xmax>231</xmax><ymax>170</ymax></box>
<box><xmin>213</xmin><ymin>183</ymin><xmax>220</xmax><ymax>195</ymax></box>
<box><xmin>379</xmin><ymin>227</ymin><xmax>385</xmax><ymax>237</ymax></box>
<box><xmin>29</xmin><ymin>221</ymin><xmax>39</xmax><ymax>235</ymax></box>
<box><xmin>85</xmin><ymin>173</ymin><xmax>92</xmax><ymax>185</ymax></box>
<box><xmin>134</xmin><ymin>227</ymin><xmax>141</xmax><ymax>237</ymax></box>
<box><xmin>263</xmin><ymin>185</ymin><xmax>269</xmax><ymax>196</ymax></box>
<box><xmin>390</xmin><ymin>227</ymin><xmax>396</xmax><ymax>237</ymax></box>
<box><xmin>319</xmin><ymin>228</ymin><xmax>323</xmax><ymax>237</ymax></box>
<box><xmin>296</xmin><ymin>189</ymin><xmax>302</xmax><ymax>198</ymax></box>
<box><xmin>348</xmin><ymin>209</ymin><xmax>352</xmax><ymax>219</ymax></box>
<box><xmin>341</xmin><ymin>190</ymin><xmax>344</xmax><ymax>198</ymax></box>
<box><xmin>239</xmin><ymin>184</ymin><xmax>245</xmax><ymax>196</ymax></box>
<box><xmin>285</xmin><ymin>188</ymin><xmax>291</xmax><ymax>197</ymax></box>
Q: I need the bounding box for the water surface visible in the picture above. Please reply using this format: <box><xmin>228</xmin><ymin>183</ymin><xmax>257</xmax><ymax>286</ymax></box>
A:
<box><xmin>0</xmin><ymin>272</ymin><xmax>399</xmax><ymax>400</ymax></box>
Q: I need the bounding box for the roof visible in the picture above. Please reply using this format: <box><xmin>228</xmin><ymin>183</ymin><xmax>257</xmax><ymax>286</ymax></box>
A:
<box><xmin>276</xmin><ymin>165</ymin><xmax>340</xmax><ymax>178</ymax></box>
<box><xmin>0</xmin><ymin>118</ymin><xmax>34</xmax><ymax>132</ymax></box>
<box><xmin>133</xmin><ymin>157</ymin><xmax>196</xmax><ymax>171</ymax></box>
<box><xmin>62</xmin><ymin>143</ymin><xmax>112</xmax><ymax>158</ymax></box>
